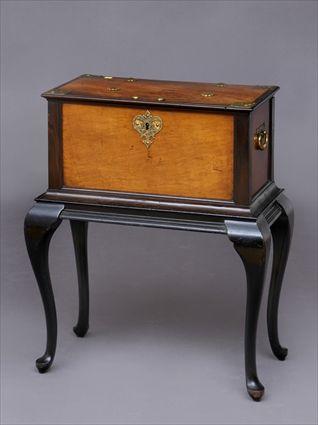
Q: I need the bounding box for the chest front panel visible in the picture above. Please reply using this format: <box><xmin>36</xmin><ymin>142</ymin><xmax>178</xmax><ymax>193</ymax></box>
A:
<box><xmin>62</xmin><ymin>103</ymin><xmax>234</xmax><ymax>200</ymax></box>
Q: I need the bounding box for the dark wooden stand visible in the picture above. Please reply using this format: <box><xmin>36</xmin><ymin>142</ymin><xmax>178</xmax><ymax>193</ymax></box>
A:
<box><xmin>24</xmin><ymin>192</ymin><xmax>293</xmax><ymax>401</ymax></box>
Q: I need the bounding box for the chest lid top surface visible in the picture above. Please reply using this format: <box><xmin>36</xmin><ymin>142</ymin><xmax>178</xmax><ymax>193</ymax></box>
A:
<box><xmin>42</xmin><ymin>74</ymin><xmax>279</xmax><ymax>111</ymax></box>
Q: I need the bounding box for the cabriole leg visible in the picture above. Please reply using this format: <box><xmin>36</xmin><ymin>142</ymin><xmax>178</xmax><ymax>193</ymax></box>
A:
<box><xmin>70</xmin><ymin>220</ymin><xmax>89</xmax><ymax>337</ymax></box>
<box><xmin>226</xmin><ymin>217</ymin><xmax>271</xmax><ymax>401</ymax></box>
<box><xmin>24</xmin><ymin>203</ymin><xmax>64</xmax><ymax>373</ymax></box>
<box><xmin>267</xmin><ymin>195</ymin><xmax>294</xmax><ymax>360</ymax></box>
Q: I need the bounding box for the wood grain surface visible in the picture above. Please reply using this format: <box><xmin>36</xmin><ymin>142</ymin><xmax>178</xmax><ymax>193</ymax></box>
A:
<box><xmin>43</xmin><ymin>75</ymin><xmax>278</xmax><ymax>109</ymax></box>
<box><xmin>62</xmin><ymin>103</ymin><xmax>234</xmax><ymax>200</ymax></box>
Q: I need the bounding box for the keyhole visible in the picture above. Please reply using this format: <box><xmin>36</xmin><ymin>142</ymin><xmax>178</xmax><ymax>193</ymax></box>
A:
<box><xmin>145</xmin><ymin>122</ymin><xmax>150</xmax><ymax>130</ymax></box>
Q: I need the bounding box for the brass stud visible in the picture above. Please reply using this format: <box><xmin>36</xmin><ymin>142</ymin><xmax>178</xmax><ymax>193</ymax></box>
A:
<box><xmin>229</xmin><ymin>102</ymin><xmax>256</xmax><ymax>108</ymax></box>
<box><xmin>48</xmin><ymin>89</ymin><xmax>65</xmax><ymax>95</ymax></box>
<box><xmin>104</xmin><ymin>76</ymin><xmax>113</xmax><ymax>79</ymax></box>
<box><xmin>127</xmin><ymin>78</ymin><xmax>135</xmax><ymax>82</ymax></box>
<box><xmin>107</xmin><ymin>87</ymin><xmax>120</xmax><ymax>92</ymax></box>
<box><xmin>132</xmin><ymin>96</ymin><xmax>139</xmax><ymax>100</ymax></box>
<box><xmin>157</xmin><ymin>97</ymin><xmax>165</xmax><ymax>101</ymax></box>
<box><xmin>201</xmin><ymin>92</ymin><xmax>214</xmax><ymax>97</ymax></box>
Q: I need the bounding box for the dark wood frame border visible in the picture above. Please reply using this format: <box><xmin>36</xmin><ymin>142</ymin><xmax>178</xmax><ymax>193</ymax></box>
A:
<box><xmin>48</xmin><ymin>101</ymin><xmax>63</xmax><ymax>189</ymax></box>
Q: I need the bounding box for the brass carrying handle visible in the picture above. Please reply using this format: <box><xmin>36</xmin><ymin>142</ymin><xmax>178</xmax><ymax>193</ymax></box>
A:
<box><xmin>254</xmin><ymin>129</ymin><xmax>269</xmax><ymax>150</ymax></box>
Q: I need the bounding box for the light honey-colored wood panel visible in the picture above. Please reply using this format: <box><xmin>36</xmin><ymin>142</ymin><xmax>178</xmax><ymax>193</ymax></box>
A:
<box><xmin>62</xmin><ymin>104</ymin><xmax>234</xmax><ymax>200</ymax></box>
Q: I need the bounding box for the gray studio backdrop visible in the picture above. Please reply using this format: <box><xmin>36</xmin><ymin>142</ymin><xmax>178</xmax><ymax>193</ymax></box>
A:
<box><xmin>1</xmin><ymin>1</ymin><xmax>317</xmax><ymax>425</ymax></box>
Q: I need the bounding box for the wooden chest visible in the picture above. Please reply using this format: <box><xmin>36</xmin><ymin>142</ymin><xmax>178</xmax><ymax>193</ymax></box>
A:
<box><xmin>39</xmin><ymin>75</ymin><xmax>280</xmax><ymax>216</ymax></box>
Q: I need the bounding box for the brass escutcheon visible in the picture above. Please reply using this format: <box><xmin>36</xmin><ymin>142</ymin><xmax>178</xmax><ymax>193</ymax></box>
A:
<box><xmin>133</xmin><ymin>110</ymin><xmax>163</xmax><ymax>149</ymax></box>
<box><xmin>254</xmin><ymin>128</ymin><xmax>269</xmax><ymax>150</ymax></box>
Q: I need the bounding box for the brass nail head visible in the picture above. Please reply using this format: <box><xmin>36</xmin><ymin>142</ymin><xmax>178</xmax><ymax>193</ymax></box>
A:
<box><xmin>229</xmin><ymin>102</ymin><xmax>256</xmax><ymax>108</ymax></box>
<box><xmin>127</xmin><ymin>78</ymin><xmax>135</xmax><ymax>82</ymax></box>
<box><xmin>107</xmin><ymin>87</ymin><xmax>120</xmax><ymax>92</ymax></box>
<box><xmin>201</xmin><ymin>92</ymin><xmax>214</xmax><ymax>97</ymax></box>
<box><xmin>132</xmin><ymin>96</ymin><xmax>139</xmax><ymax>100</ymax></box>
<box><xmin>104</xmin><ymin>76</ymin><xmax>113</xmax><ymax>79</ymax></box>
<box><xmin>157</xmin><ymin>97</ymin><xmax>165</xmax><ymax>101</ymax></box>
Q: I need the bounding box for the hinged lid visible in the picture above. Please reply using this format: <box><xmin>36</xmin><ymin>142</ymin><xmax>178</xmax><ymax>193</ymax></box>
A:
<box><xmin>42</xmin><ymin>74</ymin><xmax>279</xmax><ymax>111</ymax></box>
